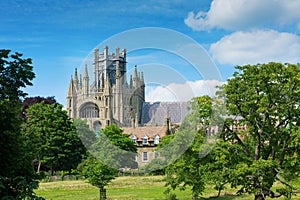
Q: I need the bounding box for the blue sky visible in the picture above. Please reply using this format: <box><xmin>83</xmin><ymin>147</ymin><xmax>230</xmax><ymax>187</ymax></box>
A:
<box><xmin>1</xmin><ymin>0</ymin><xmax>300</xmax><ymax>105</ymax></box>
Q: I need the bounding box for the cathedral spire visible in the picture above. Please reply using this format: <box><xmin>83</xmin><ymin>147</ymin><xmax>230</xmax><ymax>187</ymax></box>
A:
<box><xmin>67</xmin><ymin>76</ymin><xmax>74</xmax><ymax>97</ymax></box>
<box><xmin>83</xmin><ymin>64</ymin><xmax>89</xmax><ymax>96</ymax></box>
<box><xmin>116</xmin><ymin>60</ymin><xmax>120</xmax><ymax>79</ymax></box>
<box><xmin>74</xmin><ymin>68</ymin><xmax>79</xmax><ymax>89</ymax></box>
<box><xmin>104</xmin><ymin>76</ymin><xmax>111</xmax><ymax>95</ymax></box>
<box><xmin>141</xmin><ymin>72</ymin><xmax>144</xmax><ymax>83</ymax></box>
<box><xmin>130</xmin><ymin>75</ymin><xmax>133</xmax><ymax>88</ymax></box>
<box><xmin>79</xmin><ymin>74</ymin><xmax>82</xmax><ymax>90</ymax></box>
<box><xmin>84</xmin><ymin>64</ymin><xmax>89</xmax><ymax>79</ymax></box>
<box><xmin>133</xmin><ymin>65</ymin><xmax>138</xmax><ymax>88</ymax></box>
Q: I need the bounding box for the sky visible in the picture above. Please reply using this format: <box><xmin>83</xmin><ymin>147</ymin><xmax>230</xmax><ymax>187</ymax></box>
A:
<box><xmin>1</xmin><ymin>0</ymin><xmax>300</xmax><ymax>105</ymax></box>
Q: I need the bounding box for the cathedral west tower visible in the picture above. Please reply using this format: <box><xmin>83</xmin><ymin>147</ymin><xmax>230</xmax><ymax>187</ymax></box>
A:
<box><xmin>66</xmin><ymin>46</ymin><xmax>145</xmax><ymax>130</ymax></box>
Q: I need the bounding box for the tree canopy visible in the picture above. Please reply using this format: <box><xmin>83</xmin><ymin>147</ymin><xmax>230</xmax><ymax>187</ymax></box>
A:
<box><xmin>218</xmin><ymin>62</ymin><xmax>300</xmax><ymax>199</ymax></box>
<box><xmin>161</xmin><ymin>62</ymin><xmax>300</xmax><ymax>200</ymax></box>
<box><xmin>0</xmin><ymin>49</ymin><xmax>43</xmax><ymax>199</ymax></box>
<box><xmin>23</xmin><ymin>102</ymin><xmax>86</xmax><ymax>175</ymax></box>
<box><xmin>79</xmin><ymin>124</ymin><xmax>137</xmax><ymax>200</ymax></box>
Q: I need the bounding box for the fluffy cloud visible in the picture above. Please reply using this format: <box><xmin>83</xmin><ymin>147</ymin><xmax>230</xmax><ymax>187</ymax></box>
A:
<box><xmin>209</xmin><ymin>30</ymin><xmax>300</xmax><ymax>65</ymax></box>
<box><xmin>185</xmin><ymin>0</ymin><xmax>300</xmax><ymax>31</ymax></box>
<box><xmin>145</xmin><ymin>80</ymin><xmax>223</xmax><ymax>102</ymax></box>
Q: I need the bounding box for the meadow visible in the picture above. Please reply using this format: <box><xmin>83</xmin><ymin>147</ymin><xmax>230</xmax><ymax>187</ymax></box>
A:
<box><xmin>35</xmin><ymin>175</ymin><xmax>300</xmax><ymax>200</ymax></box>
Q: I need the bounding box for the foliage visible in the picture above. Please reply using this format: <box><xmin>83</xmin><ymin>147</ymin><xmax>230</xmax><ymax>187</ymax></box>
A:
<box><xmin>217</xmin><ymin>62</ymin><xmax>300</xmax><ymax>199</ymax></box>
<box><xmin>23</xmin><ymin>102</ymin><xmax>86</xmax><ymax>175</ymax></box>
<box><xmin>21</xmin><ymin>96</ymin><xmax>57</xmax><ymax>119</ymax></box>
<box><xmin>161</xmin><ymin>63</ymin><xmax>300</xmax><ymax>200</ymax></box>
<box><xmin>91</xmin><ymin>124</ymin><xmax>137</xmax><ymax>169</ymax></box>
<box><xmin>0</xmin><ymin>49</ymin><xmax>43</xmax><ymax>199</ymax></box>
<box><xmin>160</xmin><ymin>96</ymin><xmax>223</xmax><ymax>199</ymax></box>
<box><xmin>80</xmin><ymin>156</ymin><xmax>118</xmax><ymax>190</ymax></box>
<box><xmin>78</xmin><ymin>124</ymin><xmax>137</xmax><ymax>199</ymax></box>
<box><xmin>0</xmin><ymin>50</ymin><xmax>35</xmax><ymax>100</ymax></box>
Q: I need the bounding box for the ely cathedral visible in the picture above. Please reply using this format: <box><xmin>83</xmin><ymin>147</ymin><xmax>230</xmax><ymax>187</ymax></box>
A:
<box><xmin>66</xmin><ymin>46</ymin><xmax>146</xmax><ymax>130</ymax></box>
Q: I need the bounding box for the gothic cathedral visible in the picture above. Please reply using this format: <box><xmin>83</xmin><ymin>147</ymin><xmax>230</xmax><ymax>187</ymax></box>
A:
<box><xmin>66</xmin><ymin>46</ymin><xmax>145</xmax><ymax>130</ymax></box>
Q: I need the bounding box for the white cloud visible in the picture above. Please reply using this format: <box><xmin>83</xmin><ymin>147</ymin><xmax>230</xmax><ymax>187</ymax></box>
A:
<box><xmin>209</xmin><ymin>30</ymin><xmax>300</xmax><ymax>65</ymax></box>
<box><xmin>145</xmin><ymin>80</ymin><xmax>223</xmax><ymax>102</ymax></box>
<box><xmin>185</xmin><ymin>0</ymin><xmax>300</xmax><ymax>31</ymax></box>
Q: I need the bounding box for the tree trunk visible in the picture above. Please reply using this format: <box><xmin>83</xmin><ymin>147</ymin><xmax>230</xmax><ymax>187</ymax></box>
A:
<box><xmin>50</xmin><ymin>165</ymin><xmax>54</xmax><ymax>176</ymax></box>
<box><xmin>37</xmin><ymin>160</ymin><xmax>41</xmax><ymax>173</ymax></box>
<box><xmin>192</xmin><ymin>196</ymin><xmax>198</xmax><ymax>200</ymax></box>
<box><xmin>217</xmin><ymin>189</ymin><xmax>221</xmax><ymax>197</ymax></box>
<box><xmin>100</xmin><ymin>188</ymin><xmax>106</xmax><ymax>200</ymax></box>
<box><xmin>254</xmin><ymin>194</ymin><xmax>265</xmax><ymax>200</ymax></box>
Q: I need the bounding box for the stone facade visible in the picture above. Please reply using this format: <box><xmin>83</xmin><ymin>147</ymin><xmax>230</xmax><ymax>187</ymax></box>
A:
<box><xmin>66</xmin><ymin>46</ymin><xmax>145</xmax><ymax>130</ymax></box>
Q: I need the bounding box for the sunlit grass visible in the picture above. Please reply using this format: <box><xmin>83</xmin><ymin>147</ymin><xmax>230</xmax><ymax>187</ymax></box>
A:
<box><xmin>35</xmin><ymin>175</ymin><xmax>300</xmax><ymax>200</ymax></box>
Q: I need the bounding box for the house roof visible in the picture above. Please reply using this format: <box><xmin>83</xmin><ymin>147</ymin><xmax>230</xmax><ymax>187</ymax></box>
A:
<box><xmin>122</xmin><ymin>126</ymin><xmax>168</xmax><ymax>141</ymax></box>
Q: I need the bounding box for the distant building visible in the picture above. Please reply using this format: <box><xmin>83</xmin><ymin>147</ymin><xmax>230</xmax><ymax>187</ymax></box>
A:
<box><xmin>67</xmin><ymin>46</ymin><xmax>189</xmax><ymax>167</ymax></box>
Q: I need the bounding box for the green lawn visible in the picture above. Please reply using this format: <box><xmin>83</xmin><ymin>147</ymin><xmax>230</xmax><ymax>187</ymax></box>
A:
<box><xmin>35</xmin><ymin>176</ymin><xmax>300</xmax><ymax>200</ymax></box>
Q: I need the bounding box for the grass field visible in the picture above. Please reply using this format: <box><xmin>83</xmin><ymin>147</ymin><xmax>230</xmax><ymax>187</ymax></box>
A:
<box><xmin>35</xmin><ymin>176</ymin><xmax>300</xmax><ymax>200</ymax></box>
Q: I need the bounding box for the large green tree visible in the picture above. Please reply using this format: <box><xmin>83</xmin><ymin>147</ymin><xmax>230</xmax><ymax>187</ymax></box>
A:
<box><xmin>23</xmin><ymin>102</ymin><xmax>86</xmax><ymax>175</ymax></box>
<box><xmin>161</xmin><ymin>62</ymin><xmax>299</xmax><ymax>200</ymax></box>
<box><xmin>218</xmin><ymin>62</ymin><xmax>300</xmax><ymax>200</ymax></box>
<box><xmin>159</xmin><ymin>96</ymin><xmax>223</xmax><ymax>200</ymax></box>
<box><xmin>0</xmin><ymin>49</ymin><xmax>43</xmax><ymax>199</ymax></box>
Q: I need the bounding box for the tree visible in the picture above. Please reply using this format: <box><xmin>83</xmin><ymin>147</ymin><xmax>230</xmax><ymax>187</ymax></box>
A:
<box><xmin>79</xmin><ymin>155</ymin><xmax>118</xmax><ymax>200</ymax></box>
<box><xmin>91</xmin><ymin>124</ymin><xmax>137</xmax><ymax>169</ymax></box>
<box><xmin>23</xmin><ymin>102</ymin><xmax>86</xmax><ymax>175</ymax></box>
<box><xmin>218</xmin><ymin>62</ymin><xmax>300</xmax><ymax>200</ymax></box>
<box><xmin>79</xmin><ymin>124</ymin><xmax>137</xmax><ymax>200</ymax></box>
<box><xmin>0</xmin><ymin>49</ymin><xmax>43</xmax><ymax>199</ymax></box>
<box><xmin>21</xmin><ymin>96</ymin><xmax>57</xmax><ymax>119</ymax></box>
<box><xmin>159</xmin><ymin>96</ymin><xmax>223</xmax><ymax>200</ymax></box>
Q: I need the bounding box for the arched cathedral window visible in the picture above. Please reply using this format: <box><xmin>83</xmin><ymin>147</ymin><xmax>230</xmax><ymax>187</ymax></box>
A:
<box><xmin>80</xmin><ymin>103</ymin><xmax>100</xmax><ymax>118</ymax></box>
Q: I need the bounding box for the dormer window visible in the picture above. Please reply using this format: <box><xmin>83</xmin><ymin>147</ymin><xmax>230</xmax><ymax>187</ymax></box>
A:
<box><xmin>142</xmin><ymin>135</ymin><xmax>148</xmax><ymax>145</ymax></box>
<box><xmin>131</xmin><ymin>134</ymin><xmax>137</xmax><ymax>143</ymax></box>
<box><xmin>154</xmin><ymin>135</ymin><xmax>160</xmax><ymax>145</ymax></box>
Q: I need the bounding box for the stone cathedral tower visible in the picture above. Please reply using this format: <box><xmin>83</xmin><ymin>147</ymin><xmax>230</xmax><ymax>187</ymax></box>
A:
<box><xmin>66</xmin><ymin>46</ymin><xmax>145</xmax><ymax>130</ymax></box>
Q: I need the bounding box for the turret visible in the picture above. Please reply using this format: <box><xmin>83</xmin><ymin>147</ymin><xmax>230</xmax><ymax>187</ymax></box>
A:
<box><xmin>83</xmin><ymin>64</ymin><xmax>89</xmax><ymax>97</ymax></box>
<box><xmin>141</xmin><ymin>72</ymin><xmax>145</xmax><ymax>100</ymax></box>
<box><xmin>67</xmin><ymin>76</ymin><xmax>74</xmax><ymax>98</ymax></box>
<box><xmin>121</xmin><ymin>48</ymin><xmax>126</xmax><ymax>59</ymax></box>
<box><xmin>130</xmin><ymin>75</ymin><xmax>133</xmax><ymax>88</ymax></box>
<box><xmin>66</xmin><ymin>76</ymin><xmax>76</xmax><ymax>118</ymax></box>
<box><xmin>79</xmin><ymin>74</ymin><xmax>82</xmax><ymax>90</ymax></box>
<box><xmin>94</xmin><ymin>48</ymin><xmax>99</xmax><ymax>91</ymax></box>
<box><xmin>133</xmin><ymin>65</ymin><xmax>138</xmax><ymax>88</ymax></box>
<box><xmin>103</xmin><ymin>76</ymin><xmax>111</xmax><ymax>125</ymax></box>
<box><xmin>115</xmin><ymin>59</ymin><xmax>121</xmax><ymax>121</ymax></box>
<box><xmin>74</xmin><ymin>68</ymin><xmax>79</xmax><ymax>90</ymax></box>
<box><xmin>116</xmin><ymin>47</ymin><xmax>120</xmax><ymax>58</ymax></box>
<box><xmin>104</xmin><ymin>75</ymin><xmax>111</xmax><ymax>95</ymax></box>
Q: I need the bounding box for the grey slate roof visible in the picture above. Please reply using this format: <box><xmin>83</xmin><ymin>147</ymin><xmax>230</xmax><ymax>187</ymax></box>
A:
<box><xmin>141</xmin><ymin>102</ymin><xmax>190</xmax><ymax>126</ymax></box>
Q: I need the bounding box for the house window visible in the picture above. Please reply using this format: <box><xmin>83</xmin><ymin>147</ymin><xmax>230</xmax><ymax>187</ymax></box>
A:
<box><xmin>142</xmin><ymin>152</ymin><xmax>148</xmax><ymax>162</ymax></box>
<box><xmin>154</xmin><ymin>135</ymin><xmax>160</xmax><ymax>145</ymax></box>
<box><xmin>142</xmin><ymin>135</ymin><xmax>148</xmax><ymax>145</ymax></box>
<box><xmin>153</xmin><ymin>151</ymin><xmax>159</xmax><ymax>159</ymax></box>
<box><xmin>131</xmin><ymin>134</ymin><xmax>137</xmax><ymax>143</ymax></box>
